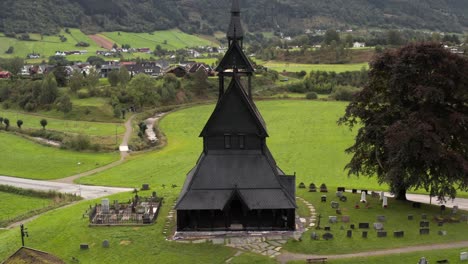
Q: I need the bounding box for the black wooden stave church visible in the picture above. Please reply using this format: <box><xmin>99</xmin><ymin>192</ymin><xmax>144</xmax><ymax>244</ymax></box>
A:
<box><xmin>175</xmin><ymin>0</ymin><xmax>296</xmax><ymax>232</ymax></box>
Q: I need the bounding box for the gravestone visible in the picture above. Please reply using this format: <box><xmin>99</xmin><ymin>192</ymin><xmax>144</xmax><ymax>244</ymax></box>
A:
<box><xmin>438</xmin><ymin>230</ymin><xmax>447</xmax><ymax>236</ymax></box>
<box><xmin>420</xmin><ymin>221</ymin><xmax>430</xmax><ymax>228</ymax></box>
<box><xmin>328</xmin><ymin>216</ymin><xmax>338</xmax><ymax>224</ymax></box>
<box><xmin>342</xmin><ymin>215</ymin><xmax>350</xmax><ymax>223</ymax></box>
<box><xmin>320</xmin><ymin>184</ymin><xmax>328</xmax><ymax>192</ymax></box>
<box><xmin>350</xmin><ymin>224</ymin><xmax>355</xmax><ymax>229</ymax></box>
<box><xmin>141</xmin><ymin>184</ymin><xmax>150</xmax><ymax>190</ymax></box>
<box><xmin>418</xmin><ymin>257</ymin><xmax>428</xmax><ymax>264</ymax></box>
<box><xmin>377</xmin><ymin>215</ymin><xmax>386</xmax><ymax>222</ymax></box>
<box><xmin>324</xmin><ymin>226</ymin><xmax>331</xmax><ymax>231</ymax></box>
<box><xmin>440</xmin><ymin>205</ymin><xmax>446</xmax><ymax>212</ymax></box>
<box><xmin>377</xmin><ymin>231</ymin><xmax>387</xmax><ymax>238</ymax></box>
<box><xmin>340</xmin><ymin>196</ymin><xmax>348</xmax><ymax>202</ymax></box>
<box><xmin>359</xmin><ymin>223</ymin><xmax>370</xmax><ymax>229</ymax></box>
<box><xmin>382</xmin><ymin>196</ymin><xmax>388</xmax><ymax>208</ymax></box>
<box><xmin>420</xmin><ymin>228</ymin><xmax>430</xmax><ymax>235</ymax></box>
<box><xmin>337</xmin><ymin>187</ymin><xmax>346</xmax><ymax>192</ymax></box>
<box><xmin>352</xmin><ymin>189</ymin><xmax>357</xmax><ymax>194</ymax></box>
<box><xmin>373</xmin><ymin>222</ymin><xmax>384</xmax><ymax>230</ymax></box>
<box><xmin>102</xmin><ymin>240</ymin><xmax>110</xmax><ymax>248</ymax></box>
<box><xmin>408</xmin><ymin>214</ymin><xmax>414</xmax><ymax>220</ymax></box>
<box><xmin>80</xmin><ymin>244</ymin><xmax>89</xmax><ymax>250</ymax></box>
<box><xmin>336</xmin><ymin>191</ymin><xmax>343</xmax><ymax>198</ymax></box>
<box><xmin>331</xmin><ymin>201</ymin><xmax>340</xmax><ymax>209</ymax></box>
<box><xmin>310</xmin><ymin>232</ymin><xmax>319</xmax><ymax>240</ymax></box>
<box><xmin>421</xmin><ymin>214</ymin><xmax>427</xmax><ymax>220</ymax></box>
<box><xmin>321</xmin><ymin>195</ymin><xmax>327</xmax><ymax>202</ymax></box>
<box><xmin>101</xmin><ymin>199</ymin><xmax>110</xmax><ymax>214</ymax></box>
<box><xmin>436</xmin><ymin>260</ymin><xmax>449</xmax><ymax>264</ymax></box>
<box><xmin>438</xmin><ymin>222</ymin><xmax>444</xmax><ymax>227</ymax></box>
<box><xmin>361</xmin><ymin>190</ymin><xmax>368</xmax><ymax>195</ymax></box>
<box><xmin>322</xmin><ymin>233</ymin><xmax>334</xmax><ymax>240</ymax></box>
<box><xmin>394</xmin><ymin>231</ymin><xmax>404</xmax><ymax>238</ymax></box>
<box><xmin>460</xmin><ymin>252</ymin><xmax>468</xmax><ymax>261</ymax></box>
<box><xmin>452</xmin><ymin>206</ymin><xmax>458</xmax><ymax>214</ymax></box>
<box><xmin>362</xmin><ymin>231</ymin><xmax>368</xmax><ymax>238</ymax></box>
<box><xmin>360</xmin><ymin>192</ymin><xmax>367</xmax><ymax>203</ymax></box>
<box><xmin>336</xmin><ymin>209</ymin><xmax>342</xmax><ymax>215</ymax></box>
<box><xmin>298</xmin><ymin>182</ymin><xmax>306</xmax><ymax>189</ymax></box>
<box><xmin>309</xmin><ymin>183</ymin><xmax>317</xmax><ymax>192</ymax></box>
<box><xmin>413</xmin><ymin>202</ymin><xmax>422</xmax><ymax>208</ymax></box>
<box><xmin>347</xmin><ymin>230</ymin><xmax>352</xmax><ymax>238</ymax></box>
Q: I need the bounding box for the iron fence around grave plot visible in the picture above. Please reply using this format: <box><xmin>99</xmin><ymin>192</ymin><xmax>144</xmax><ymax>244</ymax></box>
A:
<box><xmin>89</xmin><ymin>198</ymin><xmax>163</xmax><ymax>226</ymax></box>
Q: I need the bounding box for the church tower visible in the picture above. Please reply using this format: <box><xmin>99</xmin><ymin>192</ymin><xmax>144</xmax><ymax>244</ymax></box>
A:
<box><xmin>175</xmin><ymin>0</ymin><xmax>296</xmax><ymax>232</ymax></box>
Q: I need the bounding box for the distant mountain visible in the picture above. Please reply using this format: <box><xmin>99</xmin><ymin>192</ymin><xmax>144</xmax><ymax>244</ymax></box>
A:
<box><xmin>0</xmin><ymin>0</ymin><xmax>466</xmax><ymax>35</ymax></box>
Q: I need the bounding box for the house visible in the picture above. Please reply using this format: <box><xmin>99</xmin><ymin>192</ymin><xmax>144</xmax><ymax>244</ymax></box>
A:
<box><xmin>0</xmin><ymin>71</ymin><xmax>11</xmax><ymax>79</ymax></box>
<box><xmin>353</xmin><ymin>42</ymin><xmax>366</xmax><ymax>48</ymax></box>
<box><xmin>137</xmin><ymin>48</ymin><xmax>151</xmax><ymax>53</ymax></box>
<box><xmin>55</xmin><ymin>51</ymin><xmax>66</xmax><ymax>56</ymax></box>
<box><xmin>187</xmin><ymin>63</ymin><xmax>214</xmax><ymax>76</ymax></box>
<box><xmin>27</xmin><ymin>53</ymin><xmax>40</xmax><ymax>59</ymax></box>
<box><xmin>100</xmin><ymin>63</ymin><xmax>121</xmax><ymax>78</ymax></box>
<box><xmin>187</xmin><ymin>49</ymin><xmax>202</xmax><ymax>58</ymax></box>
<box><xmin>175</xmin><ymin>0</ymin><xmax>296</xmax><ymax>232</ymax></box>
<box><xmin>166</xmin><ymin>65</ymin><xmax>187</xmax><ymax>78</ymax></box>
<box><xmin>125</xmin><ymin>62</ymin><xmax>163</xmax><ymax>77</ymax></box>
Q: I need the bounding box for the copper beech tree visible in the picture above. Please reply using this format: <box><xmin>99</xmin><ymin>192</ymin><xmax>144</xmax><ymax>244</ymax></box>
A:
<box><xmin>339</xmin><ymin>42</ymin><xmax>468</xmax><ymax>201</ymax></box>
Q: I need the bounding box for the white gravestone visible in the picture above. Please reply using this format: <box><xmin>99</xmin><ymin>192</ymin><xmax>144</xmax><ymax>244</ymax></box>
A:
<box><xmin>360</xmin><ymin>192</ymin><xmax>367</xmax><ymax>203</ymax></box>
<box><xmin>382</xmin><ymin>196</ymin><xmax>388</xmax><ymax>208</ymax></box>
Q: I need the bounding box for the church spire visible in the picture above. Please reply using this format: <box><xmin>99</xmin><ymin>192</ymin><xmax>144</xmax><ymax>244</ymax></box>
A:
<box><xmin>227</xmin><ymin>0</ymin><xmax>244</xmax><ymax>44</ymax></box>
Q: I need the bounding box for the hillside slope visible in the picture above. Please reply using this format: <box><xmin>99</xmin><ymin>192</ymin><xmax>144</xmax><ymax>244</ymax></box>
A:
<box><xmin>0</xmin><ymin>0</ymin><xmax>466</xmax><ymax>35</ymax></box>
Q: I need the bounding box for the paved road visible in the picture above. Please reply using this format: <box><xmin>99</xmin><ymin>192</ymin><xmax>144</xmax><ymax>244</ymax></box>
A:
<box><xmin>0</xmin><ymin>176</ymin><xmax>132</xmax><ymax>200</ymax></box>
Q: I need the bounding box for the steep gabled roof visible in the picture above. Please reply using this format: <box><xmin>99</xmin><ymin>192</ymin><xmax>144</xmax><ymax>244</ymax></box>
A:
<box><xmin>215</xmin><ymin>41</ymin><xmax>254</xmax><ymax>73</ymax></box>
<box><xmin>200</xmin><ymin>77</ymin><xmax>267</xmax><ymax>137</ymax></box>
<box><xmin>227</xmin><ymin>0</ymin><xmax>243</xmax><ymax>41</ymax></box>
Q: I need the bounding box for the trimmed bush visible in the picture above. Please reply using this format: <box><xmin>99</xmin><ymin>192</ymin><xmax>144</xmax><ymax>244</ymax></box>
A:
<box><xmin>306</xmin><ymin>92</ymin><xmax>318</xmax><ymax>100</ymax></box>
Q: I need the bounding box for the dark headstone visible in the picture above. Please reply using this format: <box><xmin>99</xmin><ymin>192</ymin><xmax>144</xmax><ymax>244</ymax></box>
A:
<box><xmin>322</xmin><ymin>233</ymin><xmax>334</xmax><ymax>240</ymax></box>
<box><xmin>299</xmin><ymin>182</ymin><xmax>306</xmax><ymax>189</ymax></box>
<box><xmin>309</xmin><ymin>183</ymin><xmax>317</xmax><ymax>192</ymax></box>
<box><xmin>337</xmin><ymin>187</ymin><xmax>346</xmax><ymax>192</ymax></box>
<box><xmin>324</xmin><ymin>226</ymin><xmax>331</xmax><ymax>231</ymax></box>
<box><xmin>394</xmin><ymin>231</ymin><xmax>404</xmax><ymax>238</ymax></box>
<box><xmin>362</xmin><ymin>231</ymin><xmax>368</xmax><ymax>238</ymax></box>
<box><xmin>320</xmin><ymin>184</ymin><xmax>328</xmax><ymax>193</ymax></box>
<box><xmin>321</xmin><ymin>195</ymin><xmax>327</xmax><ymax>202</ymax></box>
<box><xmin>421</xmin><ymin>214</ymin><xmax>427</xmax><ymax>220</ymax></box>
<box><xmin>352</xmin><ymin>189</ymin><xmax>357</xmax><ymax>194</ymax></box>
<box><xmin>438</xmin><ymin>222</ymin><xmax>444</xmax><ymax>227</ymax></box>
<box><xmin>413</xmin><ymin>202</ymin><xmax>422</xmax><ymax>208</ymax></box>
<box><xmin>350</xmin><ymin>224</ymin><xmax>355</xmax><ymax>229</ymax></box>
<box><xmin>377</xmin><ymin>215</ymin><xmax>386</xmax><ymax>222</ymax></box>
<box><xmin>141</xmin><ymin>184</ymin><xmax>150</xmax><ymax>190</ymax></box>
<box><xmin>420</xmin><ymin>228</ymin><xmax>430</xmax><ymax>235</ymax></box>
<box><xmin>347</xmin><ymin>230</ymin><xmax>352</xmax><ymax>238</ymax></box>
<box><xmin>102</xmin><ymin>240</ymin><xmax>110</xmax><ymax>248</ymax></box>
<box><xmin>336</xmin><ymin>209</ymin><xmax>342</xmax><ymax>215</ymax></box>
<box><xmin>440</xmin><ymin>205</ymin><xmax>446</xmax><ymax>211</ymax></box>
<box><xmin>436</xmin><ymin>260</ymin><xmax>449</xmax><ymax>264</ymax></box>
<box><xmin>340</xmin><ymin>196</ymin><xmax>348</xmax><ymax>202</ymax></box>
<box><xmin>359</xmin><ymin>223</ymin><xmax>370</xmax><ymax>229</ymax></box>
<box><xmin>408</xmin><ymin>214</ymin><xmax>414</xmax><ymax>220</ymax></box>
<box><xmin>420</xmin><ymin>221</ymin><xmax>430</xmax><ymax>228</ymax></box>
<box><xmin>331</xmin><ymin>201</ymin><xmax>339</xmax><ymax>209</ymax></box>
<box><xmin>80</xmin><ymin>244</ymin><xmax>89</xmax><ymax>250</ymax></box>
<box><xmin>377</xmin><ymin>231</ymin><xmax>387</xmax><ymax>238</ymax></box>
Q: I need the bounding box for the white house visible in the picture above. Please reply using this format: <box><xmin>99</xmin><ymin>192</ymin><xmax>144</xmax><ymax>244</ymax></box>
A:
<box><xmin>353</xmin><ymin>42</ymin><xmax>366</xmax><ymax>48</ymax></box>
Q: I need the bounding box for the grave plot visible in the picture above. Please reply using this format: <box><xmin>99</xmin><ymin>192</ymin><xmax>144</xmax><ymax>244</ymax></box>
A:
<box><xmin>89</xmin><ymin>194</ymin><xmax>162</xmax><ymax>226</ymax></box>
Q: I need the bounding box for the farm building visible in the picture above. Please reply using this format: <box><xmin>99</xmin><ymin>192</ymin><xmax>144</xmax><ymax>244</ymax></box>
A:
<box><xmin>175</xmin><ymin>0</ymin><xmax>296</xmax><ymax>232</ymax></box>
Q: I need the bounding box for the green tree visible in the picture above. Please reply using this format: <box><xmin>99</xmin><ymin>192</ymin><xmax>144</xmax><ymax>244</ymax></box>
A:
<box><xmin>40</xmin><ymin>119</ymin><xmax>48</xmax><ymax>129</ymax></box>
<box><xmin>324</xmin><ymin>29</ymin><xmax>340</xmax><ymax>45</ymax></box>
<box><xmin>339</xmin><ymin>42</ymin><xmax>468</xmax><ymax>201</ymax></box>
<box><xmin>387</xmin><ymin>30</ymin><xmax>404</xmax><ymax>46</ymax></box>
<box><xmin>191</xmin><ymin>69</ymin><xmax>209</xmax><ymax>96</ymax></box>
<box><xmin>86</xmin><ymin>56</ymin><xmax>105</xmax><ymax>68</ymax></box>
<box><xmin>119</xmin><ymin>67</ymin><xmax>130</xmax><ymax>87</ymax></box>
<box><xmin>40</xmin><ymin>74</ymin><xmax>59</xmax><ymax>105</ymax></box>
<box><xmin>16</xmin><ymin>119</ymin><xmax>23</xmax><ymax>129</ymax></box>
<box><xmin>56</xmin><ymin>95</ymin><xmax>73</xmax><ymax>114</ymax></box>
<box><xmin>3</xmin><ymin>118</ymin><xmax>10</xmax><ymax>130</ymax></box>
<box><xmin>87</xmin><ymin>68</ymin><xmax>100</xmax><ymax>88</ymax></box>
<box><xmin>127</xmin><ymin>74</ymin><xmax>160</xmax><ymax>109</ymax></box>
<box><xmin>0</xmin><ymin>117</ymin><xmax>3</xmax><ymax>127</ymax></box>
<box><xmin>108</xmin><ymin>70</ymin><xmax>120</xmax><ymax>87</ymax></box>
<box><xmin>69</xmin><ymin>70</ymin><xmax>84</xmax><ymax>93</ymax></box>
<box><xmin>0</xmin><ymin>57</ymin><xmax>24</xmax><ymax>78</ymax></box>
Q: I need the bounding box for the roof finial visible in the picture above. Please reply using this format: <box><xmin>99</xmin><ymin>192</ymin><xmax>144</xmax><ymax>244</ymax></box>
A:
<box><xmin>227</xmin><ymin>0</ymin><xmax>243</xmax><ymax>41</ymax></box>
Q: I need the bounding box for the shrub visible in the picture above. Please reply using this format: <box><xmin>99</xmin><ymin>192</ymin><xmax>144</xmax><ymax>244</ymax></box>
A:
<box><xmin>286</xmin><ymin>82</ymin><xmax>306</xmax><ymax>93</ymax></box>
<box><xmin>77</xmin><ymin>89</ymin><xmax>90</xmax><ymax>99</ymax></box>
<box><xmin>63</xmin><ymin>134</ymin><xmax>91</xmax><ymax>151</ymax></box>
<box><xmin>331</xmin><ymin>85</ymin><xmax>361</xmax><ymax>101</ymax></box>
<box><xmin>306</xmin><ymin>92</ymin><xmax>318</xmax><ymax>100</ymax></box>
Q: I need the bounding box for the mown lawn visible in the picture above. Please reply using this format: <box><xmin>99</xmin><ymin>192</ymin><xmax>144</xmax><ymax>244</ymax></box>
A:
<box><xmin>0</xmin><ymin>192</ymin><xmax>52</xmax><ymax>223</ymax></box>
<box><xmin>0</xmin><ymin>132</ymin><xmax>119</xmax><ymax>180</ymax></box>
<box><xmin>258</xmin><ymin>61</ymin><xmax>368</xmax><ymax>73</ymax></box>
<box><xmin>283</xmin><ymin>189</ymin><xmax>468</xmax><ymax>254</ymax></box>
<box><xmin>101</xmin><ymin>29</ymin><xmax>216</xmax><ymax>51</ymax></box>
<box><xmin>0</xmin><ymin>110</ymin><xmax>125</xmax><ymax>136</ymax></box>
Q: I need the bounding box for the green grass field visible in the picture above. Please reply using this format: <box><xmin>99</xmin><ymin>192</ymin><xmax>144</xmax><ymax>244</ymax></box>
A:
<box><xmin>0</xmin><ymin>110</ymin><xmax>125</xmax><ymax>136</ymax></box>
<box><xmin>0</xmin><ymin>29</ymin><xmax>100</xmax><ymax>60</ymax></box>
<box><xmin>259</xmin><ymin>61</ymin><xmax>368</xmax><ymax>73</ymax></box>
<box><xmin>0</xmin><ymin>192</ymin><xmax>52</xmax><ymax>223</ymax></box>
<box><xmin>101</xmin><ymin>29</ymin><xmax>217</xmax><ymax>50</ymax></box>
<box><xmin>0</xmin><ymin>132</ymin><xmax>119</xmax><ymax>180</ymax></box>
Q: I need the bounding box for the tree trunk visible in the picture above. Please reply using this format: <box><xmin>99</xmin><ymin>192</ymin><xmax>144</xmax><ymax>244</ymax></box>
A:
<box><xmin>394</xmin><ymin>187</ymin><xmax>407</xmax><ymax>201</ymax></box>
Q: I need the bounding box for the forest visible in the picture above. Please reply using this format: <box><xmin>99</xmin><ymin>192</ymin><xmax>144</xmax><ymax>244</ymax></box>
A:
<box><xmin>0</xmin><ymin>0</ymin><xmax>466</xmax><ymax>36</ymax></box>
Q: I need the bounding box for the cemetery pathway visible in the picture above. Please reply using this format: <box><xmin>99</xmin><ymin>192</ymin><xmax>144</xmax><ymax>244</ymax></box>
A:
<box><xmin>52</xmin><ymin>114</ymin><xmax>136</xmax><ymax>184</ymax></box>
<box><xmin>0</xmin><ymin>176</ymin><xmax>132</xmax><ymax>200</ymax></box>
<box><xmin>277</xmin><ymin>241</ymin><xmax>468</xmax><ymax>263</ymax></box>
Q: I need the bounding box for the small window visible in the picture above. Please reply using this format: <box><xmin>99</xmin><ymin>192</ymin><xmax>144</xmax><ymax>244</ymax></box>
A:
<box><xmin>224</xmin><ymin>135</ymin><xmax>231</xmax><ymax>149</ymax></box>
<box><xmin>239</xmin><ymin>135</ymin><xmax>245</xmax><ymax>149</ymax></box>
